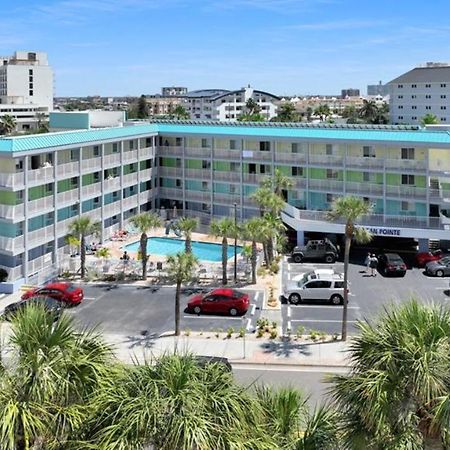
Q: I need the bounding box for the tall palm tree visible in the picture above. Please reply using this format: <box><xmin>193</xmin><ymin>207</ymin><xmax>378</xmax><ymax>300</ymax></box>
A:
<box><xmin>130</xmin><ymin>212</ymin><xmax>162</xmax><ymax>280</ymax></box>
<box><xmin>166</xmin><ymin>252</ymin><xmax>198</xmax><ymax>336</ymax></box>
<box><xmin>243</xmin><ymin>217</ymin><xmax>265</xmax><ymax>284</ymax></box>
<box><xmin>314</xmin><ymin>104</ymin><xmax>331</xmax><ymax>121</ymax></box>
<box><xmin>177</xmin><ymin>216</ymin><xmax>198</xmax><ymax>253</ymax></box>
<box><xmin>172</xmin><ymin>104</ymin><xmax>190</xmax><ymax>120</ymax></box>
<box><xmin>330</xmin><ymin>300</ymin><xmax>450</xmax><ymax>449</ymax></box>
<box><xmin>65</xmin><ymin>234</ymin><xmax>80</xmax><ymax>257</ymax></box>
<box><xmin>0</xmin><ymin>114</ymin><xmax>17</xmax><ymax>135</ymax></box>
<box><xmin>261</xmin><ymin>168</ymin><xmax>293</xmax><ymax>198</ymax></box>
<box><xmin>326</xmin><ymin>196</ymin><xmax>372</xmax><ymax>341</ymax></box>
<box><xmin>68</xmin><ymin>216</ymin><xmax>100</xmax><ymax>279</ymax></box>
<box><xmin>358</xmin><ymin>99</ymin><xmax>378</xmax><ymax>123</ymax></box>
<box><xmin>83</xmin><ymin>353</ymin><xmax>277</xmax><ymax>449</ymax></box>
<box><xmin>276</xmin><ymin>102</ymin><xmax>299</xmax><ymax>122</ymax></box>
<box><xmin>210</xmin><ymin>217</ymin><xmax>238</xmax><ymax>285</ymax></box>
<box><xmin>421</xmin><ymin>113</ymin><xmax>440</xmax><ymax>126</ymax></box>
<box><xmin>261</xmin><ymin>212</ymin><xmax>286</xmax><ymax>265</ymax></box>
<box><xmin>0</xmin><ymin>304</ymin><xmax>113</xmax><ymax>449</ymax></box>
<box><xmin>251</xmin><ymin>186</ymin><xmax>285</xmax><ymax>217</ymax></box>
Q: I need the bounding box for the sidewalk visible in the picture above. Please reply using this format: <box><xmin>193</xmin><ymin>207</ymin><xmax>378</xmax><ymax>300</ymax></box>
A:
<box><xmin>104</xmin><ymin>333</ymin><xmax>351</xmax><ymax>367</ymax></box>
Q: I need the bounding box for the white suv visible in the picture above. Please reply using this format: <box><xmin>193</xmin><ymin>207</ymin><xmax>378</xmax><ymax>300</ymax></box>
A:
<box><xmin>284</xmin><ymin>273</ymin><xmax>348</xmax><ymax>305</ymax></box>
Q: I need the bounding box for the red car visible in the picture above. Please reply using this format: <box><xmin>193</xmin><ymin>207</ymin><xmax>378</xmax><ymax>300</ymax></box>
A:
<box><xmin>21</xmin><ymin>282</ymin><xmax>84</xmax><ymax>306</ymax></box>
<box><xmin>415</xmin><ymin>250</ymin><xmax>446</xmax><ymax>267</ymax></box>
<box><xmin>187</xmin><ymin>288</ymin><xmax>250</xmax><ymax>316</ymax></box>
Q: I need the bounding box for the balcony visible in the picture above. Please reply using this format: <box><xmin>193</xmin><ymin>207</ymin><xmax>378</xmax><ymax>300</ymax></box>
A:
<box><xmin>158</xmin><ymin>145</ymin><xmax>183</xmax><ymax>157</ymax></box>
<box><xmin>56</xmin><ymin>162</ymin><xmax>79</xmax><ymax>179</ymax></box>
<box><xmin>103</xmin><ymin>202</ymin><xmax>121</xmax><ymax>219</ymax></box>
<box><xmin>213</xmin><ymin>171</ymin><xmax>241</xmax><ymax>182</ymax></box>
<box><xmin>139</xmin><ymin>168</ymin><xmax>153</xmax><ymax>181</ymax></box>
<box><xmin>28</xmin><ymin>196</ymin><xmax>54</xmax><ymax>214</ymax></box>
<box><xmin>27</xmin><ymin>253</ymin><xmax>54</xmax><ymax>276</ymax></box>
<box><xmin>0</xmin><ymin>203</ymin><xmax>24</xmax><ymax>219</ymax></box>
<box><xmin>308</xmin><ymin>179</ymin><xmax>343</xmax><ymax>193</ymax></box>
<box><xmin>242</xmin><ymin>173</ymin><xmax>268</xmax><ymax>184</ymax></box>
<box><xmin>185</xmin><ymin>190</ymin><xmax>211</xmax><ymax>202</ymax></box>
<box><xmin>385</xmin><ymin>158</ymin><xmax>427</xmax><ymax>172</ymax></box>
<box><xmin>81</xmin><ymin>157</ymin><xmax>101</xmax><ymax>172</ymax></box>
<box><xmin>28</xmin><ymin>167</ymin><xmax>54</xmax><ymax>185</ymax></box>
<box><xmin>103</xmin><ymin>177</ymin><xmax>120</xmax><ymax>192</ymax></box>
<box><xmin>346</xmin><ymin>156</ymin><xmax>384</xmax><ymax>170</ymax></box>
<box><xmin>81</xmin><ymin>182</ymin><xmax>101</xmax><ymax>198</ymax></box>
<box><xmin>346</xmin><ymin>181</ymin><xmax>383</xmax><ymax>196</ymax></box>
<box><xmin>123</xmin><ymin>195</ymin><xmax>138</xmax><ymax>211</ymax></box>
<box><xmin>123</xmin><ymin>172</ymin><xmax>139</xmax><ymax>187</ymax></box>
<box><xmin>213</xmin><ymin>192</ymin><xmax>241</xmax><ymax>204</ymax></box>
<box><xmin>84</xmin><ymin>208</ymin><xmax>102</xmax><ymax>223</ymax></box>
<box><xmin>292</xmin><ymin>178</ymin><xmax>307</xmax><ymax>189</ymax></box>
<box><xmin>159</xmin><ymin>187</ymin><xmax>183</xmax><ymax>199</ymax></box>
<box><xmin>123</xmin><ymin>150</ymin><xmax>138</xmax><ymax>163</ymax></box>
<box><xmin>158</xmin><ymin>167</ymin><xmax>182</xmax><ymax>178</ymax></box>
<box><xmin>28</xmin><ymin>225</ymin><xmax>54</xmax><ymax>246</ymax></box>
<box><xmin>186</xmin><ymin>147</ymin><xmax>211</xmax><ymax>158</ymax></box>
<box><xmin>247</xmin><ymin>151</ymin><xmax>272</xmax><ymax>162</ymax></box>
<box><xmin>385</xmin><ymin>185</ymin><xmax>427</xmax><ymax>199</ymax></box>
<box><xmin>1</xmin><ymin>265</ymin><xmax>23</xmax><ymax>282</ymax></box>
<box><xmin>275</xmin><ymin>152</ymin><xmax>307</xmax><ymax>164</ymax></box>
<box><xmin>0</xmin><ymin>236</ymin><xmax>24</xmax><ymax>253</ymax></box>
<box><xmin>0</xmin><ymin>171</ymin><xmax>25</xmax><ymax>188</ymax></box>
<box><xmin>139</xmin><ymin>191</ymin><xmax>153</xmax><ymax>205</ymax></box>
<box><xmin>139</xmin><ymin>146</ymin><xmax>154</xmax><ymax>159</ymax></box>
<box><xmin>213</xmin><ymin>148</ymin><xmax>239</xmax><ymax>160</ymax></box>
<box><xmin>184</xmin><ymin>168</ymin><xmax>211</xmax><ymax>180</ymax></box>
<box><xmin>103</xmin><ymin>153</ymin><xmax>121</xmax><ymax>168</ymax></box>
<box><xmin>309</xmin><ymin>154</ymin><xmax>344</xmax><ymax>167</ymax></box>
<box><xmin>56</xmin><ymin>189</ymin><xmax>79</xmax><ymax>206</ymax></box>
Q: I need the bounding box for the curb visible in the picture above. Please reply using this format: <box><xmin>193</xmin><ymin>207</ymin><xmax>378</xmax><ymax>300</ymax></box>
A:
<box><xmin>229</xmin><ymin>360</ymin><xmax>350</xmax><ymax>369</ymax></box>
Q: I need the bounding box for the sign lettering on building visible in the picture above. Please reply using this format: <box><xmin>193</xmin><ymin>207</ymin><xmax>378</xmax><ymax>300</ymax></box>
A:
<box><xmin>359</xmin><ymin>226</ymin><xmax>401</xmax><ymax>237</ymax></box>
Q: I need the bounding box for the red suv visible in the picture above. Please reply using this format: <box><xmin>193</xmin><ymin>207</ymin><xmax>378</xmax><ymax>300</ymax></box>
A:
<box><xmin>187</xmin><ymin>288</ymin><xmax>250</xmax><ymax>316</ymax></box>
<box><xmin>21</xmin><ymin>282</ymin><xmax>84</xmax><ymax>306</ymax></box>
<box><xmin>415</xmin><ymin>250</ymin><xmax>446</xmax><ymax>267</ymax></box>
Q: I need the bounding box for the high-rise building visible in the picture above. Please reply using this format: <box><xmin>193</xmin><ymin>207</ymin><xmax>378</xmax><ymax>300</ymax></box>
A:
<box><xmin>161</xmin><ymin>86</ymin><xmax>188</xmax><ymax>96</ymax></box>
<box><xmin>367</xmin><ymin>81</ymin><xmax>389</xmax><ymax>96</ymax></box>
<box><xmin>0</xmin><ymin>51</ymin><xmax>53</xmax><ymax>131</ymax></box>
<box><xmin>388</xmin><ymin>62</ymin><xmax>450</xmax><ymax>124</ymax></box>
<box><xmin>341</xmin><ymin>88</ymin><xmax>360</xmax><ymax>98</ymax></box>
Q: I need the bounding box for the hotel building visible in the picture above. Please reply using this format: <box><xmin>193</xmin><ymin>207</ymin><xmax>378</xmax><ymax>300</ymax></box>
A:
<box><xmin>1</xmin><ymin>121</ymin><xmax>450</xmax><ymax>292</ymax></box>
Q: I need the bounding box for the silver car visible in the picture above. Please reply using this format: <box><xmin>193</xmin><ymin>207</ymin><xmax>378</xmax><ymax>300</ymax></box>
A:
<box><xmin>425</xmin><ymin>256</ymin><xmax>450</xmax><ymax>277</ymax></box>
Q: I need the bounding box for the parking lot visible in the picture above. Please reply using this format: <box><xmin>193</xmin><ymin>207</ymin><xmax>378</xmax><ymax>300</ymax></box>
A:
<box><xmin>281</xmin><ymin>257</ymin><xmax>450</xmax><ymax>335</ymax></box>
<box><xmin>66</xmin><ymin>284</ymin><xmax>264</xmax><ymax>338</ymax></box>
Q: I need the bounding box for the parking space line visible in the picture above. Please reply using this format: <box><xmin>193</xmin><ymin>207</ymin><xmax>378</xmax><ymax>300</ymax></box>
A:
<box><xmin>182</xmin><ymin>315</ymin><xmax>242</xmax><ymax>320</ymax></box>
<box><xmin>287</xmin><ymin>320</ymin><xmax>292</xmax><ymax>332</ymax></box>
<box><xmin>246</xmin><ymin>318</ymin><xmax>252</xmax><ymax>331</ymax></box>
<box><xmin>84</xmin><ymin>297</ymin><xmax>96</xmax><ymax>301</ymax></box>
<box><xmin>291</xmin><ymin>319</ymin><xmax>358</xmax><ymax>324</ymax></box>
<box><xmin>287</xmin><ymin>306</ymin><xmax>292</xmax><ymax>318</ymax></box>
<box><xmin>289</xmin><ymin>305</ymin><xmax>360</xmax><ymax>310</ymax></box>
<box><xmin>254</xmin><ymin>292</ymin><xmax>260</xmax><ymax>303</ymax></box>
<box><xmin>250</xmin><ymin>304</ymin><xmax>256</xmax><ymax>316</ymax></box>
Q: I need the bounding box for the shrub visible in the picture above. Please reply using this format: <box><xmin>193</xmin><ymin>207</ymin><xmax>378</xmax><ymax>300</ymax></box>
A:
<box><xmin>309</xmin><ymin>330</ymin><xmax>318</xmax><ymax>341</ymax></box>
<box><xmin>256</xmin><ymin>328</ymin><xmax>264</xmax><ymax>338</ymax></box>
<box><xmin>296</xmin><ymin>325</ymin><xmax>305</xmax><ymax>339</ymax></box>
<box><xmin>257</xmin><ymin>267</ymin><xmax>267</xmax><ymax>277</ymax></box>
<box><xmin>318</xmin><ymin>331</ymin><xmax>327</xmax><ymax>341</ymax></box>
<box><xmin>270</xmin><ymin>329</ymin><xmax>278</xmax><ymax>339</ymax></box>
<box><xmin>238</xmin><ymin>327</ymin><xmax>245</xmax><ymax>338</ymax></box>
<box><xmin>257</xmin><ymin>317</ymin><xmax>269</xmax><ymax>330</ymax></box>
<box><xmin>271</xmin><ymin>321</ymin><xmax>277</xmax><ymax>329</ymax></box>
<box><xmin>332</xmin><ymin>333</ymin><xmax>339</xmax><ymax>341</ymax></box>
<box><xmin>269</xmin><ymin>261</ymin><xmax>279</xmax><ymax>274</ymax></box>
<box><xmin>226</xmin><ymin>327</ymin><xmax>234</xmax><ymax>339</ymax></box>
<box><xmin>184</xmin><ymin>328</ymin><xmax>191</xmax><ymax>337</ymax></box>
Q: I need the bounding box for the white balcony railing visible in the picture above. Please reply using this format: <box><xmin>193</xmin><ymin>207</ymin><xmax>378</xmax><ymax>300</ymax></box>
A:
<box><xmin>81</xmin><ymin>183</ymin><xmax>102</xmax><ymax>198</ymax></box>
<box><xmin>123</xmin><ymin>172</ymin><xmax>139</xmax><ymax>186</ymax></box>
<box><xmin>28</xmin><ymin>167</ymin><xmax>54</xmax><ymax>185</ymax></box>
<box><xmin>81</xmin><ymin>157</ymin><xmax>101</xmax><ymax>172</ymax></box>
<box><xmin>123</xmin><ymin>195</ymin><xmax>139</xmax><ymax>210</ymax></box>
<box><xmin>158</xmin><ymin>145</ymin><xmax>183</xmax><ymax>156</ymax></box>
<box><xmin>139</xmin><ymin>191</ymin><xmax>153</xmax><ymax>205</ymax></box>
<box><xmin>139</xmin><ymin>168</ymin><xmax>153</xmax><ymax>181</ymax></box>
<box><xmin>213</xmin><ymin>171</ymin><xmax>241</xmax><ymax>182</ymax></box>
<box><xmin>28</xmin><ymin>196</ymin><xmax>54</xmax><ymax>213</ymax></box>
<box><xmin>0</xmin><ymin>264</ymin><xmax>23</xmax><ymax>282</ymax></box>
<box><xmin>309</xmin><ymin>154</ymin><xmax>344</xmax><ymax>166</ymax></box>
<box><xmin>0</xmin><ymin>236</ymin><xmax>24</xmax><ymax>252</ymax></box>
<box><xmin>56</xmin><ymin>162</ymin><xmax>79</xmax><ymax>178</ymax></box>
<box><xmin>28</xmin><ymin>225</ymin><xmax>54</xmax><ymax>246</ymax></box>
<box><xmin>56</xmin><ymin>218</ymin><xmax>76</xmax><ymax>236</ymax></box>
<box><xmin>27</xmin><ymin>253</ymin><xmax>53</xmax><ymax>275</ymax></box>
<box><xmin>345</xmin><ymin>156</ymin><xmax>384</xmax><ymax>170</ymax></box>
<box><xmin>185</xmin><ymin>190</ymin><xmax>212</xmax><ymax>202</ymax></box>
<box><xmin>184</xmin><ymin>168</ymin><xmax>211</xmax><ymax>180</ymax></box>
<box><xmin>159</xmin><ymin>187</ymin><xmax>183</xmax><ymax>199</ymax></box>
<box><xmin>103</xmin><ymin>177</ymin><xmax>121</xmax><ymax>192</ymax></box>
<box><xmin>103</xmin><ymin>202</ymin><xmax>121</xmax><ymax>218</ymax></box>
<box><xmin>84</xmin><ymin>208</ymin><xmax>102</xmax><ymax>223</ymax></box>
<box><xmin>56</xmin><ymin>189</ymin><xmax>79</xmax><ymax>206</ymax></box>
<box><xmin>346</xmin><ymin>181</ymin><xmax>383</xmax><ymax>196</ymax></box>
<box><xmin>213</xmin><ymin>192</ymin><xmax>241</xmax><ymax>204</ymax></box>
<box><xmin>385</xmin><ymin>158</ymin><xmax>427</xmax><ymax>171</ymax></box>
<box><xmin>275</xmin><ymin>152</ymin><xmax>307</xmax><ymax>163</ymax></box>
<box><xmin>308</xmin><ymin>178</ymin><xmax>343</xmax><ymax>192</ymax></box>
<box><xmin>0</xmin><ymin>203</ymin><xmax>24</xmax><ymax>219</ymax></box>
<box><xmin>0</xmin><ymin>172</ymin><xmax>25</xmax><ymax>188</ymax></box>
<box><xmin>123</xmin><ymin>150</ymin><xmax>139</xmax><ymax>162</ymax></box>
<box><xmin>385</xmin><ymin>185</ymin><xmax>427</xmax><ymax>199</ymax></box>
<box><xmin>103</xmin><ymin>153</ymin><xmax>121</xmax><ymax>167</ymax></box>
<box><xmin>213</xmin><ymin>149</ymin><xmax>239</xmax><ymax>160</ymax></box>
<box><xmin>185</xmin><ymin>147</ymin><xmax>211</xmax><ymax>158</ymax></box>
<box><xmin>139</xmin><ymin>146</ymin><xmax>154</xmax><ymax>159</ymax></box>
<box><xmin>158</xmin><ymin>167</ymin><xmax>182</xmax><ymax>177</ymax></box>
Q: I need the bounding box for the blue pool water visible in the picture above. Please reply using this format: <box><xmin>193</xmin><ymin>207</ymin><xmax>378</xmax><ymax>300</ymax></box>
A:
<box><xmin>124</xmin><ymin>237</ymin><xmax>242</xmax><ymax>262</ymax></box>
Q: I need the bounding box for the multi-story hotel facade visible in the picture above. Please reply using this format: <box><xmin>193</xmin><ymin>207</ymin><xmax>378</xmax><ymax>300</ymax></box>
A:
<box><xmin>1</xmin><ymin>121</ymin><xmax>450</xmax><ymax>292</ymax></box>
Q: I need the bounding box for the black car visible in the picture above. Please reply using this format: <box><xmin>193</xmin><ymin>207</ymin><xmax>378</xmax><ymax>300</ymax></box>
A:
<box><xmin>3</xmin><ymin>296</ymin><xmax>63</xmax><ymax>321</ymax></box>
<box><xmin>377</xmin><ymin>253</ymin><xmax>407</xmax><ymax>277</ymax></box>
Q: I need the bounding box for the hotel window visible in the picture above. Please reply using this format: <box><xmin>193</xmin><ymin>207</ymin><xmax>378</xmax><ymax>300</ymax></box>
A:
<box><xmin>401</xmin><ymin>174</ymin><xmax>415</xmax><ymax>185</ymax></box>
<box><xmin>401</xmin><ymin>148</ymin><xmax>415</xmax><ymax>159</ymax></box>
<box><xmin>29</xmin><ymin>90</ymin><xmax>33</xmax><ymax>96</ymax></box>
<box><xmin>398</xmin><ymin>95</ymin><xmax>403</xmax><ymax>99</ymax></box>
<box><xmin>292</xmin><ymin>167</ymin><xmax>303</xmax><ymax>176</ymax></box>
<box><xmin>398</xmin><ymin>84</ymin><xmax>403</xmax><ymax>88</ymax></box>
<box><xmin>202</xmin><ymin>181</ymin><xmax>208</xmax><ymax>191</ymax></box>
<box><xmin>401</xmin><ymin>201</ymin><xmax>412</xmax><ymax>211</ymax></box>
<box><xmin>363</xmin><ymin>146</ymin><xmax>375</xmax><ymax>157</ymax></box>
<box><xmin>412</xmin><ymin>106</ymin><xmax>417</xmax><ymax>110</ymax></box>
<box><xmin>325</xmin><ymin>144</ymin><xmax>333</xmax><ymax>155</ymax></box>
<box><xmin>230</xmin><ymin>162</ymin><xmax>240</xmax><ymax>171</ymax></box>
<box><xmin>363</xmin><ymin>172</ymin><xmax>375</xmax><ymax>182</ymax></box>
<box><xmin>426</xmin><ymin>94</ymin><xmax>431</xmax><ymax>99</ymax></box>
<box><xmin>175</xmin><ymin>137</ymin><xmax>182</xmax><ymax>146</ymax></box>
<box><xmin>201</xmin><ymin>203</ymin><xmax>209</xmax><ymax>212</ymax></box>
<box><xmin>93</xmin><ymin>172</ymin><xmax>100</xmax><ymax>182</ymax></box>
<box><xmin>112</xmin><ymin>143</ymin><xmax>119</xmax><ymax>153</ymax></box>
<box><xmin>411</xmin><ymin>95</ymin><xmax>416</xmax><ymax>99</ymax></box>
<box><xmin>129</xmin><ymin>140</ymin><xmax>134</xmax><ymax>150</ymax></box>
<box><xmin>326</xmin><ymin>169</ymin><xmax>338</xmax><ymax>179</ymax></box>
<box><xmin>93</xmin><ymin>146</ymin><xmax>100</xmax><ymax>157</ymax></box>
<box><xmin>29</xmin><ymin>69</ymin><xmax>33</xmax><ymax>75</ymax></box>
<box><xmin>442</xmin><ymin>117</ymin><xmax>447</xmax><ymax>122</ymax></box>
<box><xmin>15</xmin><ymin>160</ymin><xmax>23</xmax><ymax>171</ymax></box>
<box><xmin>326</xmin><ymin>193</ymin><xmax>334</xmax><ymax>203</ymax></box>
<box><xmin>441</xmin><ymin>95</ymin><xmax>447</xmax><ymax>99</ymax></box>
<box><xmin>398</xmin><ymin>116</ymin><xmax>404</xmax><ymax>120</ymax></box>
<box><xmin>412</xmin><ymin>116</ymin><xmax>417</xmax><ymax>120</ymax></box>
<box><xmin>175</xmin><ymin>158</ymin><xmax>182</xmax><ymax>168</ymax></box>
<box><xmin>411</xmin><ymin>84</ymin><xmax>417</xmax><ymax>88</ymax></box>
<box><xmin>441</xmin><ymin>84</ymin><xmax>447</xmax><ymax>88</ymax></box>
<box><xmin>229</xmin><ymin>139</ymin><xmax>237</xmax><ymax>150</ymax></box>
<box><xmin>175</xmin><ymin>179</ymin><xmax>182</xmax><ymax>188</ymax></box>
<box><xmin>441</xmin><ymin>106</ymin><xmax>447</xmax><ymax>110</ymax></box>
<box><xmin>202</xmin><ymin>160</ymin><xmax>210</xmax><ymax>169</ymax></box>
<box><xmin>259</xmin><ymin>141</ymin><xmax>270</xmax><ymax>151</ymax></box>
<box><xmin>201</xmin><ymin>138</ymin><xmax>208</xmax><ymax>148</ymax></box>
<box><xmin>426</xmin><ymin>106</ymin><xmax>432</xmax><ymax>110</ymax></box>
<box><xmin>145</xmin><ymin>137</ymin><xmax>152</xmax><ymax>147</ymax></box>
<box><xmin>229</xmin><ymin>184</ymin><xmax>236</xmax><ymax>194</ymax></box>
<box><xmin>398</xmin><ymin>106</ymin><xmax>403</xmax><ymax>109</ymax></box>
<box><xmin>426</xmin><ymin>84</ymin><xmax>431</xmax><ymax>88</ymax></box>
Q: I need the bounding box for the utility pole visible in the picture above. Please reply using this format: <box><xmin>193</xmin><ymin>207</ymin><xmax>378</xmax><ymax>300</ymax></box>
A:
<box><xmin>234</xmin><ymin>202</ymin><xmax>238</xmax><ymax>283</ymax></box>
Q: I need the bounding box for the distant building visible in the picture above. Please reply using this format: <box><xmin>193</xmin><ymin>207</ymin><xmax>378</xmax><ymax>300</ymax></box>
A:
<box><xmin>146</xmin><ymin>96</ymin><xmax>183</xmax><ymax>116</ymax></box>
<box><xmin>161</xmin><ymin>86</ymin><xmax>188</xmax><ymax>96</ymax></box>
<box><xmin>388</xmin><ymin>62</ymin><xmax>450</xmax><ymax>124</ymax></box>
<box><xmin>341</xmin><ymin>88</ymin><xmax>360</xmax><ymax>98</ymax></box>
<box><xmin>184</xmin><ymin>86</ymin><xmax>279</xmax><ymax>121</ymax></box>
<box><xmin>0</xmin><ymin>51</ymin><xmax>53</xmax><ymax>131</ymax></box>
<box><xmin>367</xmin><ymin>81</ymin><xmax>389</xmax><ymax>96</ymax></box>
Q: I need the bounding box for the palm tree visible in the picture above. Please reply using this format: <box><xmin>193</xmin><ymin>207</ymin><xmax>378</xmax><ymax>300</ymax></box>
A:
<box><xmin>0</xmin><ymin>114</ymin><xmax>17</xmax><ymax>134</ymax></box>
<box><xmin>326</xmin><ymin>196</ymin><xmax>372</xmax><ymax>341</ymax></box>
<box><xmin>243</xmin><ymin>217</ymin><xmax>265</xmax><ymax>284</ymax></box>
<box><xmin>177</xmin><ymin>216</ymin><xmax>198</xmax><ymax>253</ymax></box>
<box><xmin>95</xmin><ymin>247</ymin><xmax>111</xmax><ymax>271</ymax></box>
<box><xmin>83</xmin><ymin>353</ymin><xmax>277</xmax><ymax>449</ymax></box>
<box><xmin>245</xmin><ymin>97</ymin><xmax>261</xmax><ymax>115</ymax></box>
<box><xmin>251</xmin><ymin>186</ymin><xmax>285</xmax><ymax>217</ymax></box>
<box><xmin>68</xmin><ymin>216</ymin><xmax>100</xmax><ymax>279</ymax></box>
<box><xmin>166</xmin><ymin>252</ymin><xmax>198</xmax><ymax>336</ymax></box>
<box><xmin>210</xmin><ymin>217</ymin><xmax>237</xmax><ymax>285</ymax></box>
<box><xmin>35</xmin><ymin>112</ymin><xmax>49</xmax><ymax>132</ymax></box>
<box><xmin>277</xmin><ymin>102</ymin><xmax>299</xmax><ymax>122</ymax></box>
<box><xmin>314</xmin><ymin>104</ymin><xmax>331</xmax><ymax>121</ymax></box>
<box><xmin>65</xmin><ymin>234</ymin><xmax>80</xmax><ymax>257</ymax></box>
<box><xmin>358</xmin><ymin>99</ymin><xmax>378</xmax><ymax>123</ymax></box>
<box><xmin>421</xmin><ymin>113</ymin><xmax>440</xmax><ymax>126</ymax></box>
<box><xmin>261</xmin><ymin>168</ymin><xmax>293</xmax><ymax>198</ymax></box>
<box><xmin>330</xmin><ymin>300</ymin><xmax>450</xmax><ymax>449</ymax></box>
<box><xmin>130</xmin><ymin>212</ymin><xmax>162</xmax><ymax>280</ymax></box>
<box><xmin>0</xmin><ymin>304</ymin><xmax>113</xmax><ymax>449</ymax></box>
<box><xmin>261</xmin><ymin>212</ymin><xmax>286</xmax><ymax>265</ymax></box>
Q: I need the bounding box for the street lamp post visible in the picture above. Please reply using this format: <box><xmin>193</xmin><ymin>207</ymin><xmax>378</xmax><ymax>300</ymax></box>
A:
<box><xmin>234</xmin><ymin>202</ymin><xmax>237</xmax><ymax>284</ymax></box>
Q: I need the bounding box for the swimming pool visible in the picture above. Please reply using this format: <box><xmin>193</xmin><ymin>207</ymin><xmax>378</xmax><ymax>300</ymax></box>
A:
<box><xmin>124</xmin><ymin>237</ymin><xmax>242</xmax><ymax>262</ymax></box>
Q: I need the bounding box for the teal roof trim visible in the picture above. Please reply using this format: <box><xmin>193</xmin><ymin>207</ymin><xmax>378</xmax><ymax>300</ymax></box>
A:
<box><xmin>0</xmin><ymin>124</ymin><xmax>158</xmax><ymax>152</ymax></box>
<box><xmin>1</xmin><ymin>123</ymin><xmax>450</xmax><ymax>153</ymax></box>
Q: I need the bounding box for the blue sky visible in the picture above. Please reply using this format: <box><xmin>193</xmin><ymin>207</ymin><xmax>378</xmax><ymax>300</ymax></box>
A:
<box><xmin>2</xmin><ymin>0</ymin><xmax>450</xmax><ymax>96</ymax></box>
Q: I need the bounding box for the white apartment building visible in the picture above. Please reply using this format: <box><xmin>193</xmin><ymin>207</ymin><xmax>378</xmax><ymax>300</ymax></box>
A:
<box><xmin>388</xmin><ymin>63</ymin><xmax>450</xmax><ymax>125</ymax></box>
<box><xmin>185</xmin><ymin>86</ymin><xmax>279</xmax><ymax>121</ymax></box>
<box><xmin>0</xmin><ymin>51</ymin><xmax>53</xmax><ymax>131</ymax></box>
